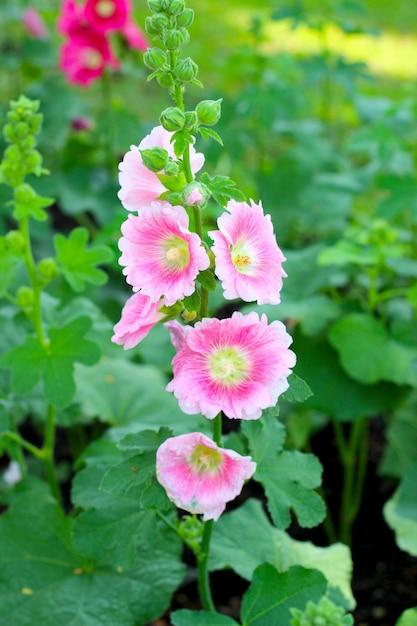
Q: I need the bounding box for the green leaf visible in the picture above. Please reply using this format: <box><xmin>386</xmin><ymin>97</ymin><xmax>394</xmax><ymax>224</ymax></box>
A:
<box><xmin>395</xmin><ymin>608</ymin><xmax>417</xmax><ymax>626</ymax></box>
<box><xmin>0</xmin><ymin>478</ymin><xmax>184</xmax><ymax>626</ymax></box>
<box><xmin>380</xmin><ymin>390</ymin><xmax>417</xmax><ymax>478</ymax></box>
<box><xmin>0</xmin><ymin>317</ymin><xmax>101</xmax><ymax>408</ymax></box>
<box><xmin>329</xmin><ymin>313</ymin><xmax>417</xmax><ymax>386</ymax></box>
<box><xmin>201</xmin><ymin>173</ymin><xmax>246</xmax><ymax>206</ymax></box>
<box><xmin>318</xmin><ymin>240</ymin><xmax>378</xmax><ymax>267</ymax></box>
<box><xmin>384</xmin><ymin>464</ymin><xmax>417</xmax><ymax>557</ymax></box>
<box><xmin>282</xmin><ymin>373</ymin><xmax>313</xmax><ymax>403</ymax></box>
<box><xmin>198</xmin><ymin>126</ymin><xmax>224</xmax><ymax>145</ymax></box>
<box><xmin>197</xmin><ymin>268</ymin><xmax>217</xmax><ymax>291</ymax></box>
<box><xmin>183</xmin><ymin>290</ymin><xmax>201</xmax><ymax>313</ymax></box>
<box><xmin>171</xmin><ymin>610</ymin><xmax>238</xmax><ymax>625</ymax></box>
<box><xmin>210</xmin><ymin>499</ymin><xmax>354</xmax><ymax>609</ymax></box>
<box><xmin>171</xmin><ymin>130</ymin><xmax>194</xmax><ymax>158</ymax></box>
<box><xmin>240</xmin><ymin>564</ymin><xmax>327</xmax><ymax>626</ymax></box>
<box><xmin>54</xmin><ymin>226</ymin><xmax>113</xmax><ymax>292</ymax></box>
<box><xmin>243</xmin><ymin>415</ymin><xmax>325</xmax><ymax>528</ymax></box>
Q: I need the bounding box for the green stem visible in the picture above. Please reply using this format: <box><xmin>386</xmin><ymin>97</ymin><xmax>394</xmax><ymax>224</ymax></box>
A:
<box><xmin>20</xmin><ymin>215</ymin><xmax>46</xmax><ymax>345</ymax></box>
<box><xmin>41</xmin><ymin>404</ymin><xmax>63</xmax><ymax>507</ymax></box>
<box><xmin>3</xmin><ymin>431</ymin><xmax>43</xmax><ymax>459</ymax></box>
<box><xmin>212</xmin><ymin>413</ymin><xmax>223</xmax><ymax>447</ymax></box>
<box><xmin>197</xmin><ymin>519</ymin><xmax>216</xmax><ymax>612</ymax></box>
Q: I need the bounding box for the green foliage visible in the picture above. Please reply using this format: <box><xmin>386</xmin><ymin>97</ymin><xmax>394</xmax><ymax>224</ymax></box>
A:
<box><xmin>383</xmin><ymin>463</ymin><xmax>417</xmax><ymax>557</ymax></box>
<box><xmin>290</xmin><ymin>596</ymin><xmax>353</xmax><ymax>626</ymax></box>
<box><xmin>172</xmin><ymin>611</ymin><xmax>238</xmax><ymax>625</ymax></box>
<box><xmin>395</xmin><ymin>608</ymin><xmax>417</xmax><ymax>626</ymax></box>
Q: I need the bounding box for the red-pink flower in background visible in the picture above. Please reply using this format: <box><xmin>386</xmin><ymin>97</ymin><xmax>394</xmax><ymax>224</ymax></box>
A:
<box><xmin>84</xmin><ymin>0</ymin><xmax>129</xmax><ymax>33</ymax></box>
<box><xmin>22</xmin><ymin>7</ymin><xmax>49</xmax><ymax>39</ymax></box>
<box><xmin>112</xmin><ymin>292</ymin><xmax>165</xmax><ymax>349</ymax></box>
<box><xmin>58</xmin><ymin>0</ymin><xmax>84</xmax><ymax>35</ymax></box>
<box><xmin>118</xmin><ymin>201</ymin><xmax>210</xmax><ymax>306</ymax></box>
<box><xmin>120</xmin><ymin>17</ymin><xmax>148</xmax><ymax>51</ymax></box>
<box><xmin>167</xmin><ymin>311</ymin><xmax>296</xmax><ymax>420</ymax></box>
<box><xmin>118</xmin><ymin>126</ymin><xmax>205</xmax><ymax>212</ymax></box>
<box><xmin>209</xmin><ymin>199</ymin><xmax>287</xmax><ymax>305</ymax></box>
<box><xmin>156</xmin><ymin>432</ymin><xmax>256</xmax><ymax>521</ymax></box>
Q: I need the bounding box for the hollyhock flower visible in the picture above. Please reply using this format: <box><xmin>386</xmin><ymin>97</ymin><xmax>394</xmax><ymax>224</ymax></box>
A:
<box><xmin>57</xmin><ymin>0</ymin><xmax>84</xmax><ymax>35</ymax></box>
<box><xmin>111</xmin><ymin>292</ymin><xmax>165</xmax><ymax>349</ymax></box>
<box><xmin>209</xmin><ymin>199</ymin><xmax>287</xmax><ymax>305</ymax></box>
<box><xmin>71</xmin><ymin>116</ymin><xmax>94</xmax><ymax>131</ymax></box>
<box><xmin>118</xmin><ymin>125</ymin><xmax>205</xmax><ymax>212</ymax></box>
<box><xmin>84</xmin><ymin>0</ymin><xmax>129</xmax><ymax>33</ymax></box>
<box><xmin>121</xmin><ymin>18</ymin><xmax>148</xmax><ymax>51</ymax></box>
<box><xmin>22</xmin><ymin>8</ymin><xmax>49</xmax><ymax>39</ymax></box>
<box><xmin>156</xmin><ymin>432</ymin><xmax>256</xmax><ymax>521</ymax></box>
<box><xmin>167</xmin><ymin>311</ymin><xmax>296</xmax><ymax>420</ymax></box>
<box><xmin>118</xmin><ymin>201</ymin><xmax>210</xmax><ymax>306</ymax></box>
<box><xmin>59</xmin><ymin>26</ymin><xmax>120</xmax><ymax>87</ymax></box>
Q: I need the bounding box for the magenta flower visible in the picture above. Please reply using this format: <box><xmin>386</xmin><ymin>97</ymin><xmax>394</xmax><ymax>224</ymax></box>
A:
<box><xmin>22</xmin><ymin>8</ymin><xmax>49</xmax><ymax>39</ymax></box>
<box><xmin>166</xmin><ymin>311</ymin><xmax>296</xmax><ymax>420</ymax></box>
<box><xmin>120</xmin><ymin>18</ymin><xmax>148</xmax><ymax>51</ymax></box>
<box><xmin>59</xmin><ymin>26</ymin><xmax>120</xmax><ymax>87</ymax></box>
<box><xmin>156</xmin><ymin>432</ymin><xmax>256</xmax><ymax>521</ymax></box>
<box><xmin>209</xmin><ymin>199</ymin><xmax>287</xmax><ymax>305</ymax></box>
<box><xmin>111</xmin><ymin>292</ymin><xmax>165</xmax><ymax>350</ymax></box>
<box><xmin>57</xmin><ymin>0</ymin><xmax>84</xmax><ymax>35</ymax></box>
<box><xmin>118</xmin><ymin>126</ymin><xmax>205</xmax><ymax>212</ymax></box>
<box><xmin>118</xmin><ymin>201</ymin><xmax>210</xmax><ymax>306</ymax></box>
<box><xmin>84</xmin><ymin>0</ymin><xmax>129</xmax><ymax>33</ymax></box>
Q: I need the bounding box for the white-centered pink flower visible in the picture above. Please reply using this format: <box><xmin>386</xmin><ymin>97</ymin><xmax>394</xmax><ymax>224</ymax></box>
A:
<box><xmin>118</xmin><ymin>201</ymin><xmax>210</xmax><ymax>306</ymax></box>
<box><xmin>156</xmin><ymin>432</ymin><xmax>256</xmax><ymax>521</ymax></box>
<box><xmin>118</xmin><ymin>126</ymin><xmax>205</xmax><ymax>212</ymax></box>
<box><xmin>166</xmin><ymin>311</ymin><xmax>296</xmax><ymax>420</ymax></box>
<box><xmin>111</xmin><ymin>292</ymin><xmax>165</xmax><ymax>349</ymax></box>
<box><xmin>209</xmin><ymin>199</ymin><xmax>287</xmax><ymax>305</ymax></box>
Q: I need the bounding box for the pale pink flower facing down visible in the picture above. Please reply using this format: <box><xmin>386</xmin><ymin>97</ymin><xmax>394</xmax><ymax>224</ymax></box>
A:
<box><xmin>59</xmin><ymin>25</ymin><xmax>120</xmax><ymax>87</ymax></box>
<box><xmin>118</xmin><ymin>126</ymin><xmax>205</xmax><ymax>212</ymax></box>
<box><xmin>209</xmin><ymin>199</ymin><xmax>287</xmax><ymax>306</ymax></box>
<box><xmin>166</xmin><ymin>311</ymin><xmax>296</xmax><ymax>420</ymax></box>
<box><xmin>84</xmin><ymin>0</ymin><xmax>129</xmax><ymax>33</ymax></box>
<box><xmin>156</xmin><ymin>432</ymin><xmax>256</xmax><ymax>521</ymax></box>
<box><xmin>118</xmin><ymin>201</ymin><xmax>210</xmax><ymax>306</ymax></box>
<box><xmin>111</xmin><ymin>292</ymin><xmax>165</xmax><ymax>350</ymax></box>
<box><xmin>22</xmin><ymin>8</ymin><xmax>49</xmax><ymax>39</ymax></box>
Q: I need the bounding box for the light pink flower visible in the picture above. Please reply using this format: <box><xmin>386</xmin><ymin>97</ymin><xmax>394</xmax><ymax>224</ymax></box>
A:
<box><xmin>156</xmin><ymin>432</ymin><xmax>256</xmax><ymax>521</ymax></box>
<box><xmin>120</xmin><ymin>18</ymin><xmax>148</xmax><ymax>51</ymax></box>
<box><xmin>167</xmin><ymin>311</ymin><xmax>296</xmax><ymax>420</ymax></box>
<box><xmin>118</xmin><ymin>201</ymin><xmax>210</xmax><ymax>306</ymax></box>
<box><xmin>209</xmin><ymin>199</ymin><xmax>287</xmax><ymax>305</ymax></box>
<box><xmin>165</xmin><ymin>319</ymin><xmax>191</xmax><ymax>351</ymax></box>
<box><xmin>111</xmin><ymin>292</ymin><xmax>165</xmax><ymax>349</ymax></box>
<box><xmin>59</xmin><ymin>26</ymin><xmax>120</xmax><ymax>87</ymax></box>
<box><xmin>84</xmin><ymin>0</ymin><xmax>129</xmax><ymax>33</ymax></box>
<box><xmin>22</xmin><ymin>8</ymin><xmax>49</xmax><ymax>39</ymax></box>
<box><xmin>118</xmin><ymin>126</ymin><xmax>205</xmax><ymax>212</ymax></box>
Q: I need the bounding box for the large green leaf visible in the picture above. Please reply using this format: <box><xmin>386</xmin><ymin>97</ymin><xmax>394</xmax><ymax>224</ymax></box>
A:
<box><xmin>380</xmin><ymin>390</ymin><xmax>417</xmax><ymax>478</ymax></box>
<box><xmin>243</xmin><ymin>415</ymin><xmax>325</xmax><ymax>529</ymax></box>
<box><xmin>384</xmin><ymin>464</ymin><xmax>417</xmax><ymax>556</ymax></box>
<box><xmin>240</xmin><ymin>564</ymin><xmax>327</xmax><ymax>626</ymax></box>
<box><xmin>329</xmin><ymin>313</ymin><xmax>417</xmax><ymax>386</ymax></box>
<box><xmin>395</xmin><ymin>608</ymin><xmax>417</xmax><ymax>626</ymax></box>
<box><xmin>0</xmin><ymin>317</ymin><xmax>101</xmax><ymax>408</ymax></box>
<box><xmin>210</xmin><ymin>499</ymin><xmax>354</xmax><ymax>608</ymax></box>
<box><xmin>171</xmin><ymin>611</ymin><xmax>238</xmax><ymax>625</ymax></box>
<box><xmin>0</xmin><ymin>478</ymin><xmax>184</xmax><ymax>625</ymax></box>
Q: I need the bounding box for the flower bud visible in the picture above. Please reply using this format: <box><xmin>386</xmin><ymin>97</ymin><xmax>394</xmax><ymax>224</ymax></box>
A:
<box><xmin>147</xmin><ymin>0</ymin><xmax>163</xmax><ymax>11</ymax></box>
<box><xmin>38</xmin><ymin>257</ymin><xmax>59</xmax><ymax>283</ymax></box>
<box><xmin>195</xmin><ymin>99</ymin><xmax>222</xmax><ymax>126</ymax></box>
<box><xmin>14</xmin><ymin>182</ymin><xmax>36</xmax><ymax>205</ymax></box>
<box><xmin>160</xmin><ymin>106</ymin><xmax>185</xmax><ymax>131</ymax></box>
<box><xmin>164</xmin><ymin>160</ymin><xmax>180</xmax><ymax>176</ymax></box>
<box><xmin>156</xmin><ymin>70</ymin><xmax>175</xmax><ymax>88</ymax></box>
<box><xmin>176</xmin><ymin>8</ymin><xmax>194</xmax><ymax>27</ymax></box>
<box><xmin>145</xmin><ymin>13</ymin><xmax>168</xmax><ymax>34</ymax></box>
<box><xmin>140</xmin><ymin>146</ymin><xmax>169</xmax><ymax>172</ymax></box>
<box><xmin>182</xmin><ymin>181</ymin><xmax>210</xmax><ymax>207</ymax></box>
<box><xmin>162</xmin><ymin>28</ymin><xmax>184</xmax><ymax>50</ymax></box>
<box><xmin>179</xmin><ymin>27</ymin><xmax>190</xmax><ymax>46</ymax></box>
<box><xmin>167</xmin><ymin>0</ymin><xmax>185</xmax><ymax>15</ymax></box>
<box><xmin>143</xmin><ymin>47</ymin><xmax>167</xmax><ymax>70</ymax></box>
<box><xmin>5</xmin><ymin>230</ymin><xmax>25</xmax><ymax>254</ymax></box>
<box><xmin>184</xmin><ymin>110</ymin><xmax>198</xmax><ymax>133</ymax></box>
<box><xmin>17</xmin><ymin>286</ymin><xmax>34</xmax><ymax>312</ymax></box>
<box><xmin>174</xmin><ymin>57</ymin><xmax>198</xmax><ymax>82</ymax></box>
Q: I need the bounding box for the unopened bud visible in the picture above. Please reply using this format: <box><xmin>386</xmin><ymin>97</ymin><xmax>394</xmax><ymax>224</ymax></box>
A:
<box><xmin>162</xmin><ymin>28</ymin><xmax>184</xmax><ymax>50</ymax></box>
<box><xmin>38</xmin><ymin>257</ymin><xmax>58</xmax><ymax>283</ymax></box>
<box><xmin>147</xmin><ymin>0</ymin><xmax>163</xmax><ymax>11</ymax></box>
<box><xmin>160</xmin><ymin>106</ymin><xmax>185</xmax><ymax>132</ymax></box>
<box><xmin>164</xmin><ymin>160</ymin><xmax>180</xmax><ymax>176</ymax></box>
<box><xmin>5</xmin><ymin>230</ymin><xmax>25</xmax><ymax>254</ymax></box>
<box><xmin>145</xmin><ymin>13</ymin><xmax>168</xmax><ymax>34</ymax></box>
<box><xmin>184</xmin><ymin>110</ymin><xmax>198</xmax><ymax>133</ymax></box>
<box><xmin>195</xmin><ymin>99</ymin><xmax>222</xmax><ymax>126</ymax></box>
<box><xmin>174</xmin><ymin>57</ymin><xmax>198</xmax><ymax>82</ymax></box>
<box><xmin>143</xmin><ymin>47</ymin><xmax>167</xmax><ymax>70</ymax></box>
<box><xmin>167</xmin><ymin>0</ymin><xmax>185</xmax><ymax>15</ymax></box>
<box><xmin>17</xmin><ymin>286</ymin><xmax>34</xmax><ymax>311</ymax></box>
<box><xmin>156</xmin><ymin>70</ymin><xmax>175</xmax><ymax>87</ymax></box>
<box><xmin>140</xmin><ymin>146</ymin><xmax>169</xmax><ymax>172</ymax></box>
<box><xmin>182</xmin><ymin>182</ymin><xmax>210</xmax><ymax>207</ymax></box>
<box><xmin>179</xmin><ymin>27</ymin><xmax>190</xmax><ymax>46</ymax></box>
<box><xmin>176</xmin><ymin>8</ymin><xmax>194</xmax><ymax>27</ymax></box>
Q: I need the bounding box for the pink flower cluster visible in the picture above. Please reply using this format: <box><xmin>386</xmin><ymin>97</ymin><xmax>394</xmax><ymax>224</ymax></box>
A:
<box><xmin>112</xmin><ymin>123</ymin><xmax>296</xmax><ymax>521</ymax></box>
<box><xmin>58</xmin><ymin>0</ymin><xmax>148</xmax><ymax>87</ymax></box>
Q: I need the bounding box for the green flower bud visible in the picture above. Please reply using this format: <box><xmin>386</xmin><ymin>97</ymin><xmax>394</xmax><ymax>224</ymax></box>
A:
<box><xmin>37</xmin><ymin>257</ymin><xmax>59</xmax><ymax>283</ymax></box>
<box><xmin>160</xmin><ymin>106</ymin><xmax>185</xmax><ymax>131</ymax></box>
<box><xmin>156</xmin><ymin>70</ymin><xmax>175</xmax><ymax>87</ymax></box>
<box><xmin>195</xmin><ymin>99</ymin><xmax>222</xmax><ymax>126</ymax></box>
<box><xmin>22</xmin><ymin>150</ymin><xmax>42</xmax><ymax>174</ymax></box>
<box><xmin>179</xmin><ymin>27</ymin><xmax>190</xmax><ymax>46</ymax></box>
<box><xmin>17</xmin><ymin>286</ymin><xmax>34</xmax><ymax>312</ymax></box>
<box><xmin>5</xmin><ymin>230</ymin><xmax>25</xmax><ymax>254</ymax></box>
<box><xmin>164</xmin><ymin>160</ymin><xmax>180</xmax><ymax>176</ymax></box>
<box><xmin>182</xmin><ymin>181</ymin><xmax>211</xmax><ymax>207</ymax></box>
<box><xmin>167</xmin><ymin>0</ymin><xmax>185</xmax><ymax>15</ymax></box>
<box><xmin>14</xmin><ymin>183</ymin><xmax>36</xmax><ymax>205</ymax></box>
<box><xmin>174</xmin><ymin>57</ymin><xmax>198</xmax><ymax>82</ymax></box>
<box><xmin>15</xmin><ymin>121</ymin><xmax>29</xmax><ymax>139</ymax></box>
<box><xmin>145</xmin><ymin>13</ymin><xmax>168</xmax><ymax>34</ymax></box>
<box><xmin>143</xmin><ymin>47</ymin><xmax>167</xmax><ymax>70</ymax></box>
<box><xmin>184</xmin><ymin>110</ymin><xmax>198</xmax><ymax>133</ymax></box>
<box><xmin>162</xmin><ymin>28</ymin><xmax>185</xmax><ymax>50</ymax></box>
<box><xmin>147</xmin><ymin>0</ymin><xmax>163</xmax><ymax>11</ymax></box>
<box><xmin>140</xmin><ymin>146</ymin><xmax>169</xmax><ymax>172</ymax></box>
<box><xmin>176</xmin><ymin>7</ymin><xmax>194</xmax><ymax>27</ymax></box>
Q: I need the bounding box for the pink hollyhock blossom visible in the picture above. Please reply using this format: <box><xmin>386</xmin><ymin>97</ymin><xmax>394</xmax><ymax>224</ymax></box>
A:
<box><xmin>71</xmin><ymin>116</ymin><xmax>94</xmax><ymax>131</ymax></box>
<box><xmin>22</xmin><ymin>8</ymin><xmax>49</xmax><ymax>39</ymax></box>
<box><xmin>118</xmin><ymin>126</ymin><xmax>204</xmax><ymax>212</ymax></box>
<box><xmin>118</xmin><ymin>201</ymin><xmax>210</xmax><ymax>306</ymax></box>
<box><xmin>59</xmin><ymin>26</ymin><xmax>120</xmax><ymax>87</ymax></box>
<box><xmin>209</xmin><ymin>199</ymin><xmax>287</xmax><ymax>305</ymax></box>
<box><xmin>120</xmin><ymin>18</ymin><xmax>148</xmax><ymax>51</ymax></box>
<box><xmin>57</xmin><ymin>0</ymin><xmax>84</xmax><ymax>35</ymax></box>
<box><xmin>165</xmin><ymin>320</ymin><xmax>191</xmax><ymax>351</ymax></box>
<box><xmin>156</xmin><ymin>432</ymin><xmax>256</xmax><ymax>521</ymax></box>
<box><xmin>111</xmin><ymin>292</ymin><xmax>165</xmax><ymax>349</ymax></box>
<box><xmin>167</xmin><ymin>311</ymin><xmax>296</xmax><ymax>420</ymax></box>
<box><xmin>84</xmin><ymin>0</ymin><xmax>129</xmax><ymax>32</ymax></box>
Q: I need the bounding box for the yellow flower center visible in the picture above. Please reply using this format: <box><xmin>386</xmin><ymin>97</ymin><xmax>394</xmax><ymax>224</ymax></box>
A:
<box><xmin>163</xmin><ymin>237</ymin><xmax>190</xmax><ymax>270</ymax></box>
<box><xmin>83</xmin><ymin>48</ymin><xmax>102</xmax><ymax>70</ymax></box>
<box><xmin>191</xmin><ymin>444</ymin><xmax>223</xmax><ymax>475</ymax></box>
<box><xmin>96</xmin><ymin>0</ymin><xmax>115</xmax><ymax>17</ymax></box>
<box><xmin>231</xmin><ymin>240</ymin><xmax>255</xmax><ymax>275</ymax></box>
<box><xmin>209</xmin><ymin>347</ymin><xmax>248</xmax><ymax>386</ymax></box>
